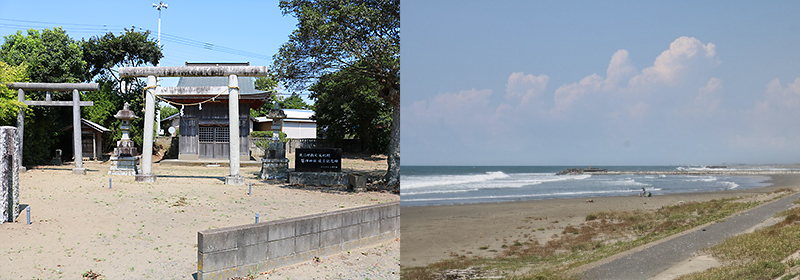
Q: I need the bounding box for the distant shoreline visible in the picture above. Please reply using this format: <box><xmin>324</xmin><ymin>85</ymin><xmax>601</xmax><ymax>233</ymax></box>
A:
<box><xmin>556</xmin><ymin>169</ymin><xmax>800</xmax><ymax>176</ymax></box>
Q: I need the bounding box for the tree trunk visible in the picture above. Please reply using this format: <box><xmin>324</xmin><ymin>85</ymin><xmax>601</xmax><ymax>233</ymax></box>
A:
<box><xmin>384</xmin><ymin>101</ymin><xmax>400</xmax><ymax>186</ymax></box>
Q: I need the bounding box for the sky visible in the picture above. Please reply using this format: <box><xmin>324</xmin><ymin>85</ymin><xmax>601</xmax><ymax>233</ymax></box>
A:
<box><xmin>0</xmin><ymin>0</ymin><xmax>298</xmax><ymax>90</ymax></box>
<box><xmin>402</xmin><ymin>1</ymin><xmax>800</xmax><ymax>166</ymax></box>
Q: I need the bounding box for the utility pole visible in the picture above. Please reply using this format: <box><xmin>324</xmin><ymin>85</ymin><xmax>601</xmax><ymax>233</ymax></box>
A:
<box><xmin>153</xmin><ymin>1</ymin><xmax>168</xmax><ymax>66</ymax></box>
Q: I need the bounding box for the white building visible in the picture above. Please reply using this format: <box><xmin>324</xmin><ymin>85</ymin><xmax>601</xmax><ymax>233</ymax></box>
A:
<box><xmin>254</xmin><ymin>109</ymin><xmax>316</xmax><ymax>139</ymax></box>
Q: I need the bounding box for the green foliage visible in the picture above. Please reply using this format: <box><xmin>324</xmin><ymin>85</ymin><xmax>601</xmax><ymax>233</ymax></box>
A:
<box><xmin>251</xmin><ymin>131</ymin><xmax>288</xmax><ymax>147</ymax></box>
<box><xmin>310</xmin><ymin>63</ymin><xmax>391</xmax><ymax>153</ymax></box>
<box><xmin>0</xmin><ymin>27</ymin><xmax>87</xmax><ymax>83</ymax></box>
<box><xmin>250</xmin><ymin>94</ymin><xmax>312</xmax><ymax>118</ymax></box>
<box><xmin>0</xmin><ymin>61</ymin><xmax>28</xmax><ymax>126</ymax></box>
<box><xmin>250</xmin><ymin>130</ymin><xmax>287</xmax><ymax>141</ymax></box>
<box><xmin>273</xmin><ymin>0</ymin><xmax>399</xmax><ymax>103</ymax></box>
<box><xmin>0</xmin><ymin>27</ymin><xmax>159</xmax><ymax>164</ymax></box>
<box><xmin>254</xmin><ymin>75</ymin><xmax>279</xmax><ymax>93</ymax></box>
<box><xmin>1</xmin><ymin>27</ymin><xmax>88</xmax><ymax>164</ymax></box>
<box><xmin>82</xmin><ymin>27</ymin><xmax>161</xmax><ymax>81</ymax></box>
<box><xmin>274</xmin><ymin>0</ymin><xmax>399</xmax><ymax>183</ymax></box>
<box><xmin>159</xmin><ymin>105</ymin><xmax>178</xmax><ymax>120</ymax></box>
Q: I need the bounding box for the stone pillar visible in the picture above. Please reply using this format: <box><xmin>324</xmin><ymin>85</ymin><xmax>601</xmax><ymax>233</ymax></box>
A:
<box><xmin>136</xmin><ymin>75</ymin><xmax>157</xmax><ymax>182</ymax></box>
<box><xmin>1</xmin><ymin>126</ymin><xmax>19</xmax><ymax>223</ymax></box>
<box><xmin>16</xmin><ymin>89</ymin><xmax>25</xmax><ymax>173</ymax></box>
<box><xmin>225</xmin><ymin>75</ymin><xmax>244</xmax><ymax>185</ymax></box>
<box><xmin>72</xmin><ymin>89</ymin><xmax>85</xmax><ymax>175</ymax></box>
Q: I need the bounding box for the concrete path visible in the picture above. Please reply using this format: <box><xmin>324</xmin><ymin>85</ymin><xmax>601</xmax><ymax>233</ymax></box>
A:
<box><xmin>582</xmin><ymin>192</ymin><xmax>800</xmax><ymax>280</ymax></box>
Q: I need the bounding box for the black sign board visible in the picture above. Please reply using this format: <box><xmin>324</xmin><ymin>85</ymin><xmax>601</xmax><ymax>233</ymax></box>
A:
<box><xmin>295</xmin><ymin>148</ymin><xmax>342</xmax><ymax>172</ymax></box>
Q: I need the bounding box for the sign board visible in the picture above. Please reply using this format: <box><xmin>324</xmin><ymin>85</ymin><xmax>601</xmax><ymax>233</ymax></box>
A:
<box><xmin>295</xmin><ymin>148</ymin><xmax>342</xmax><ymax>172</ymax></box>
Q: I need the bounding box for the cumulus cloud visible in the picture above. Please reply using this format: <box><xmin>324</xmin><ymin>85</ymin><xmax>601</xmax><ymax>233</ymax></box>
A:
<box><xmin>630</xmin><ymin>36</ymin><xmax>719</xmax><ymax>87</ymax></box>
<box><xmin>693</xmin><ymin>77</ymin><xmax>723</xmax><ymax>112</ymax></box>
<box><xmin>406</xmin><ymin>88</ymin><xmax>494</xmax><ymax>127</ymax></box>
<box><xmin>605</xmin><ymin>49</ymin><xmax>636</xmax><ymax>89</ymax></box>
<box><xmin>731</xmin><ymin>77</ymin><xmax>800</xmax><ymax>150</ymax></box>
<box><xmin>505</xmin><ymin>72</ymin><xmax>549</xmax><ymax>105</ymax></box>
<box><xmin>549</xmin><ymin>37</ymin><xmax>720</xmax><ymax>118</ymax></box>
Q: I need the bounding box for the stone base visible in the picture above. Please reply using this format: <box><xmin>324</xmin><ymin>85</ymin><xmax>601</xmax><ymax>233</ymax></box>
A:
<box><xmin>260</xmin><ymin>158</ymin><xmax>290</xmax><ymax>181</ymax></box>
<box><xmin>72</xmin><ymin>168</ymin><xmax>86</xmax><ymax>175</ymax></box>
<box><xmin>109</xmin><ymin>156</ymin><xmax>138</xmax><ymax>176</ymax></box>
<box><xmin>347</xmin><ymin>173</ymin><xmax>367</xmax><ymax>192</ymax></box>
<box><xmin>225</xmin><ymin>175</ymin><xmax>245</xmax><ymax>185</ymax></box>
<box><xmin>288</xmin><ymin>172</ymin><xmax>349</xmax><ymax>186</ymax></box>
<box><xmin>135</xmin><ymin>174</ymin><xmax>157</xmax><ymax>183</ymax></box>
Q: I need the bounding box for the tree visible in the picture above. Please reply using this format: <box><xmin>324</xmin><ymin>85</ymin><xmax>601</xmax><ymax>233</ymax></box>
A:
<box><xmin>81</xmin><ymin>28</ymin><xmax>161</xmax><ymax>149</ymax></box>
<box><xmin>252</xmin><ymin>75</ymin><xmax>312</xmax><ymax>117</ymax></box>
<box><xmin>0</xmin><ymin>27</ymin><xmax>87</xmax><ymax>84</ymax></box>
<box><xmin>82</xmin><ymin>27</ymin><xmax>161</xmax><ymax>83</ymax></box>
<box><xmin>1</xmin><ymin>27</ymin><xmax>88</xmax><ymax>164</ymax></box>
<box><xmin>310</xmin><ymin>63</ymin><xmax>390</xmax><ymax>153</ymax></box>
<box><xmin>0</xmin><ymin>62</ymin><xmax>28</xmax><ymax>126</ymax></box>
<box><xmin>272</xmin><ymin>0</ymin><xmax>400</xmax><ymax>185</ymax></box>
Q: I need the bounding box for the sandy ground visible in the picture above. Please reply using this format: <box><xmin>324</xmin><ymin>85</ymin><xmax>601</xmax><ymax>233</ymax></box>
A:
<box><xmin>0</xmin><ymin>154</ymin><xmax>398</xmax><ymax>280</ymax></box>
<box><xmin>400</xmin><ymin>175</ymin><xmax>800</xmax><ymax>268</ymax></box>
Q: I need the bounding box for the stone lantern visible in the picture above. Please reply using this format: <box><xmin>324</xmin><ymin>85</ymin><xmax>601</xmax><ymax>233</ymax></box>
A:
<box><xmin>109</xmin><ymin>103</ymin><xmax>139</xmax><ymax>175</ymax></box>
<box><xmin>259</xmin><ymin>103</ymin><xmax>290</xmax><ymax>180</ymax></box>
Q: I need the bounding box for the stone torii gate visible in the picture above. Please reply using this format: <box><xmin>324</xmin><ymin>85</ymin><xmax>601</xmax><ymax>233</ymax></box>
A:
<box><xmin>118</xmin><ymin>66</ymin><xmax>268</xmax><ymax>185</ymax></box>
<box><xmin>7</xmin><ymin>83</ymin><xmax>98</xmax><ymax>175</ymax></box>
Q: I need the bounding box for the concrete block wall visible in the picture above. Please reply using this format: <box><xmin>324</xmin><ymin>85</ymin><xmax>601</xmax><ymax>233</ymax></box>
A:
<box><xmin>197</xmin><ymin>201</ymin><xmax>399</xmax><ymax>280</ymax></box>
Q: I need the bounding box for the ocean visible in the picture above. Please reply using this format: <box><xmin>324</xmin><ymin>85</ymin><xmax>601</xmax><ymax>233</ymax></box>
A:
<box><xmin>400</xmin><ymin>166</ymin><xmax>784</xmax><ymax>207</ymax></box>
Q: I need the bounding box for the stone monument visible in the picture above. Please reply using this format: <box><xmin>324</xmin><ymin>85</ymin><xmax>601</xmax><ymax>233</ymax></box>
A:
<box><xmin>260</xmin><ymin>103</ymin><xmax>290</xmax><ymax>180</ymax></box>
<box><xmin>109</xmin><ymin>103</ymin><xmax>139</xmax><ymax>176</ymax></box>
<box><xmin>1</xmin><ymin>126</ymin><xmax>20</xmax><ymax>223</ymax></box>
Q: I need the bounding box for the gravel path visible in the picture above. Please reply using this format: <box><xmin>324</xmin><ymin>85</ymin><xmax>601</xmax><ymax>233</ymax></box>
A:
<box><xmin>581</xmin><ymin>192</ymin><xmax>800</xmax><ymax>280</ymax></box>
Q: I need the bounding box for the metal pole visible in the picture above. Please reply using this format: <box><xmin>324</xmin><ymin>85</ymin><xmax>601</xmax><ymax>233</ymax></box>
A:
<box><xmin>72</xmin><ymin>89</ymin><xmax>85</xmax><ymax>175</ymax></box>
<box><xmin>26</xmin><ymin>206</ymin><xmax>30</xmax><ymax>225</ymax></box>
<box><xmin>255</xmin><ymin>213</ymin><xmax>259</xmax><ymax>223</ymax></box>
<box><xmin>152</xmin><ymin>1</ymin><xmax>167</xmax><ymax>66</ymax></box>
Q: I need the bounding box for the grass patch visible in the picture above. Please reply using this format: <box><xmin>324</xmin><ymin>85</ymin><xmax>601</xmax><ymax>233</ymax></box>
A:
<box><xmin>676</xmin><ymin>261</ymin><xmax>785</xmax><ymax>280</ymax></box>
<box><xmin>677</xmin><ymin>197</ymin><xmax>800</xmax><ymax>280</ymax></box>
<box><xmin>402</xmin><ymin>196</ymin><xmax>773</xmax><ymax>280</ymax></box>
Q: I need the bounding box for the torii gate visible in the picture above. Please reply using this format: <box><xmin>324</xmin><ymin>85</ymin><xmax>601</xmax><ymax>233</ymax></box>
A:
<box><xmin>118</xmin><ymin>66</ymin><xmax>268</xmax><ymax>185</ymax></box>
<box><xmin>7</xmin><ymin>83</ymin><xmax>98</xmax><ymax>175</ymax></box>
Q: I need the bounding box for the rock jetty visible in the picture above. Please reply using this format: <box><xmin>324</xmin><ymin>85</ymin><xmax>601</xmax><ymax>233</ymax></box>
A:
<box><xmin>556</xmin><ymin>167</ymin><xmax>609</xmax><ymax>175</ymax></box>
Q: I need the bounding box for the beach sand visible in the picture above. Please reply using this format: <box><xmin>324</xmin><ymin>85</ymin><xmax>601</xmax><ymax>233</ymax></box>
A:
<box><xmin>0</xmin><ymin>155</ymin><xmax>399</xmax><ymax>279</ymax></box>
<box><xmin>400</xmin><ymin>174</ymin><xmax>800</xmax><ymax>268</ymax></box>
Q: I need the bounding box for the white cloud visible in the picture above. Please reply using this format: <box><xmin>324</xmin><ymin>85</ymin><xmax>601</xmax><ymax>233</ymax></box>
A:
<box><xmin>693</xmin><ymin>77</ymin><xmax>723</xmax><ymax>112</ymax></box>
<box><xmin>505</xmin><ymin>72</ymin><xmax>549</xmax><ymax>106</ymax></box>
<box><xmin>605</xmin><ymin>49</ymin><xmax>636</xmax><ymax>89</ymax></box>
<box><xmin>552</xmin><ymin>74</ymin><xmax>604</xmax><ymax>115</ymax></box>
<box><xmin>630</xmin><ymin>36</ymin><xmax>719</xmax><ymax>87</ymax></box>
<box><xmin>732</xmin><ymin>77</ymin><xmax>800</xmax><ymax>150</ymax></box>
<box><xmin>406</xmin><ymin>88</ymin><xmax>494</xmax><ymax>127</ymax></box>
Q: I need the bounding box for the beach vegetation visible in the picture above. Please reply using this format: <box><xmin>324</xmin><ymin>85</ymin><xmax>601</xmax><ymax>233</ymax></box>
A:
<box><xmin>677</xmin><ymin>198</ymin><xmax>800</xmax><ymax>280</ymax></box>
<box><xmin>402</xmin><ymin>194</ymin><xmax>787</xmax><ymax>280</ymax></box>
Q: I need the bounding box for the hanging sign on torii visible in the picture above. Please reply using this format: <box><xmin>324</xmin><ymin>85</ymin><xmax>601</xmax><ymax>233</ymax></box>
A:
<box><xmin>118</xmin><ymin>66</ymin><xmax>268</xmax><ymax>185</ymax></box>
<box><xmin>7</xmin><ymin>83</ymin><xmax>98</xmax><ymax>175</ymax></box>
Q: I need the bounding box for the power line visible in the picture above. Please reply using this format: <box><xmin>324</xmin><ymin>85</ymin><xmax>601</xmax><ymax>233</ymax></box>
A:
<box><xmin>0</xmin><ymin>18</ymin><xmax>273</xmax><ymax>61</ymax></box>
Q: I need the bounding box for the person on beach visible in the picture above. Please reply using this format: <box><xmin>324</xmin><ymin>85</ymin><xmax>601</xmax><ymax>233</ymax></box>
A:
<box><xmin>640</xmin><ymin>187</ymin><xmax>652</xmax><ymax>197</ymax></box>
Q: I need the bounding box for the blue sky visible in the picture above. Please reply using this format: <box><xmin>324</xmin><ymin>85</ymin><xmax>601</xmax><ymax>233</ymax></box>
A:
<box><xmin>0</xmin><ymin>0</ymin><xmax>297</xmax><ymax>89</ymax></box>
<box><xmin>402</xmin><ymin>1</ymin><xmax>800</xmax><ymax>166</ymax></box>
